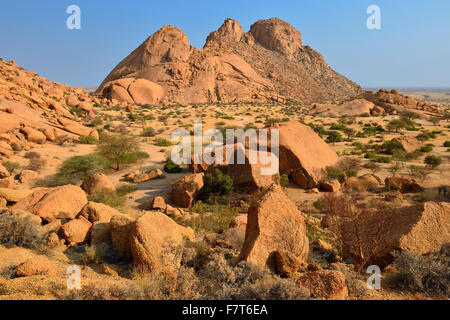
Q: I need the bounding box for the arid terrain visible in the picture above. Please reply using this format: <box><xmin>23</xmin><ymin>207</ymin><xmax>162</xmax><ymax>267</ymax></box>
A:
<box><xmin>0</xmin><ymin>17</ymin><xmax>449</xmax><ymax>301</ymax></box>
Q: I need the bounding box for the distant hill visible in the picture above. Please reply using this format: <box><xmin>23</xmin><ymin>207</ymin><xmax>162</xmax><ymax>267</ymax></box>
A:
<box><xmin>96</xmin><ymin>17</ymin><xmax>362</xmax><ymax>106</ymax></box>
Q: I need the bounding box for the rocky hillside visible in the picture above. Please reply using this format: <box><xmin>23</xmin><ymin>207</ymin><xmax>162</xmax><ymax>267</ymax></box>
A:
<box><xmin>0</xmin><ymin>59</ymin><xmax>100</xmax><ymax>159</ymax></box>
<box><xmin>96</xmin><ymin>18</ymin><xmax>363</xmax><ymax>105</ymax></box>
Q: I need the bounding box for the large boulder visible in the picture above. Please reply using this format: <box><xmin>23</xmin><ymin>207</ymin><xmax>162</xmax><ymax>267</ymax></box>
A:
<box><xmin>237</xmin><ymin>184</ymin><xmax>309</xmax><ymax>270</ymax></box>
<box><xmin>385</xmin><ymin>175</ymin><xmax>423</xmax><ymax>193</ymax></box>
<box><xmin>127</xmin><ymin>79</ymin><xmax>164</xmax><ymax>105</ymax></box>
<box><xmin>297</xmin><ymin>270</ymin><xmax>348</xmax><ymax>300</ymax></box>
<box><xmin>191</xmin><ymin>143</ymin><xmax>275</xmax><ymax>192</ymax></box>
<box><xmin>79</xmin><ymin>201</ymin><xmax>120</xmax><ymax>223</ymax></box>
<box><xmin>81</xmin><ymin>173</ymin><xmax>116</xmax><ymax>194</ymax></box>
<box><xmin>90</xmin><ymin>222</ymin><xmax>111</xmax><ymax>246</ymax></box>
<box><xmin>343</xmin><ymin>174</ymin><xmax>381</xmax><ymax>192</ymax></box>
<box><xmin>311</xmin><ymin>99</ymin><xmax>375</xmax><ymax>117</ymax></box>
<box><xmin>14</xmin><ymin>256</ymin><xmax>56</xmax><ymax>277</ymax></box>
<box><xmin>171</xmin><ymin>173</ymin><xmax>204</xmax><ymax>208</ymax></box>
<box><xmin>130</xmin><ymin>211</ymin><xmax>193</xmax><ymax>273</ymax></box>
<box><xmin>18</xmin><ymin>170</ymin><xmax>39</xmax><ymax>183</ymax></box>
<box><xmin>21</xmin><ymin>127</ymin><xmax>46</xmax><ymax>144</ymax></box>
<box><xmin>109</xmin><ymin>214</ymin><xmax>135</xmax><ymax>259</ymax></box>
<box><xmin>0</xmin><ymin>176</ymin><xmax>14</xmax><ymax>188</ymax></box>
<box><xmin>341</xmin><ymin>202</ymin><xmax>450</xmax><ymax>267</ymax></box>
<box><xmin>271</xmin><ymin>121</ymin><xmax>339</xmax><ymax>188</ymax></box>
<box><xmin>0</xmin><ymin>188</ymin><xmax>34</xmax><ymax>203</ymax></box>
<box><xmin>0</xmin><ymin>163</ymin><xmax>9</xmax><ymax>178</ymax></box>
<box><xmin>59</xmin><ymin>216</ymin><xmax>92</xmax><ymax>245</ymax></box>
<box><xmin>13</xmin><ymin>185</ymin><xmax>88</xmax><ymax>222</ymax></box>
<box><xmin>249</xmin><ymin>17</ymin><xmax>302</xmax><ymax>58</ymax></box>
<box><xmin>391</xmin><ymin>136</ymin><xmax>422</xmax><ymax>153</ymax></box>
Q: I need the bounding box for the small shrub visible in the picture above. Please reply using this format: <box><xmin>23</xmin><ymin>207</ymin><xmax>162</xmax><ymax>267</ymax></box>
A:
<box><xmin>141</xmin><ymin>127</ymin><xmax>156</xmax><ymax>137</ymax></box>
<box><xmin>2</xmin><ymin>161</ymin><xmax>21</xmax><ymax>173</ymax></box>
<box><xmin>0</xmin><ymin>213</ymin><xmax>46</xmax><ymax>251</ymax></box>
<box><xmin>90</xmin><ymin>119</ymin><xmax>103</xmax><ymax>127</ymax></box>
<box><xmin>419</xmin><ymin>145</ymin><xmax>433</xmax><ymax>153</ymax></box>
<box><xmin>187</xmin><ymin>203</ymin><xmax>238</xmax><ymax>234</ymax></box>
<box><xmin>155</xmin><ymin>138</ymin><xmax>173</xmax><ymax>147</ymax></box>
<box><xmin>87</xmin><ymin>187</ymin><xmax>133</xmax><ymax>209</ymax></box>
<box><xmin>164</xmin><ymin>159</ymin><xmax>182</xmax><ymax>173</ymax></box>
<box><xmin>443</xmin><ymin>141</ymin><xmax>450</xmax><ymax>148</ymax></box>
<box><xmin>78</xmin><ymin>135</ymin><xmax>98</xmax><ymax>145</ymax></box>
<box><xmin>388</xmin><ymin>249</ymin><xmax>448</xmax><ymax>296</ymax></box>
<box><xmin>424</xmin><ymin>155</ymin><xmax>442</xmax><ymax>168</ymax></box>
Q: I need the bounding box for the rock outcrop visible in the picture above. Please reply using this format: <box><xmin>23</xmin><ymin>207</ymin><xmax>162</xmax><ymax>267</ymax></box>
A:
<box><xmin>97</xmin><ymin>18</ymin><xmax>362</xmax><ymax>105</ymax></box>
<box><xmin>341</xmin><ymin>201</ymin><xmax>450</xmax><ymax>267</ymax></box>
<box><xmin>171</xmin><ymin>173</ymin><xmax>204</xmax><ymax>208</ymax></box>
<box><xmin>237</xmin><ymin>185</ymin><xmax>309</xmax><ymax>270</ymax></box>
<box><xmin>272</xmin><ymin>121</ymin><xmax>339</xmax><ymax>188</ymax></box>
<box><xmin>130</xmin><ymin>211</ymin><xmax>193</xmax><ymax>273</ymax></box>
<box><xmin>13</xmin><ymin>185</ymin><xmax>88</xmax><ymax>222</ymax></box>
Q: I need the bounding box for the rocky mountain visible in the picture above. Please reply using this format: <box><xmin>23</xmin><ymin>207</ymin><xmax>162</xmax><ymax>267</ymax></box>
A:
<box><xmin>97</xmin><ymin>18</ymin><xmax>363</xmax><ymax>105</ymax></box>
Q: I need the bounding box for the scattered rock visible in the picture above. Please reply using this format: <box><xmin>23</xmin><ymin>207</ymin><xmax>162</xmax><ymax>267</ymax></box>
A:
<box><xmin>81</xmin><ymin>173</ymin><xmax>116</xmax><ymax>194</ymax></box>
<box><xmin>319</xmin><ymin>179</ymin><xmax>340</xmax><ymax>192</ymax></box>
<box><xmin>14</xmin><ymin>256</ymin><xmax>56</xmax><ymax>277</ymax></box>
<box><xmin>90</xmin><ymin>222</ymin><xmax>111</xmax><ymax>246</ymax></box>
<box><xmin>0</xmin><ymin>163</ymin><xmax>9</xmax><ymax>178</ymax></box>
<box><xmin>79</xmin><ymin>201</ymin><xmax>120</xmax><ymax>223</ymax></box>
<box><xmin>274</xmin><ymin>250</ymin><xmax>303</xmax><ymax>277</ymax></box>
<box><xmin>385</xmin><ymin>175</ymin><xmax>423</xmax><ymax>193</ymax></box>
<box><xmin>343</xmin><ymin>174</ymin><xmax>381</xmax><ymax>192</ymax></box>
<box><xmin>59</xmin><ymin>216</ymin><xmax>92</xmax><ymax>245</ymax></box>
<box><xmin>297</xmin><ymin>270</ymin><xmax>348</xmax><ymax>300</ymax></box>
<box><xmin>18</xmin><ymin>170</ymin><xmax>39</xmax><ymax>183</ymax></box>
<box><xmin>171</xmin><ymin>173</ymin><xmax>204</xmax><ymax>208</ymax></box>
<box><xmin>272</xmin><ymin>121</ymin><xmax>339</xmax><ymax>188</ymax></box>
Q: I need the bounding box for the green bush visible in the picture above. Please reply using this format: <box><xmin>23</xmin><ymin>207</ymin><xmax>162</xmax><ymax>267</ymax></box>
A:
<box><xmin>155</xmin><ymin>138</ymin><xmax>173</xmax><ymax>147</ymax></box>
<box><xmin>1</xmin><ymin>161</ymin><xmax>20</xmax><ymax>173</ymax></box>
<box><xmin>90</xmin><ymin>119</ymin><xmax>103</xmax><ymax>126</ymax></box>
<box><xmin>443</xmin><ymin>141</ymin><xmax>450</xmax><ymax>147</ymax></box>
<box><xmin>141</xmin><ymin>127</ymin><xmax>156</xmax><ymax>137</ymax></box>
<box><xmin>198</xmin><ymin>168</ymin><xmax>233</xmax><ymax>204</ymax></box>
<box><xmin>164</xmin><ymin>159</ymin><xmax>182</xmax><ymax>173</ymax></box>
<box><xmin>383</xmin><ymin>139</ymin><xmax>404</xmax><ymax>155</ymax></box>
<box><xmin>419</xmin><ymin>145</ymin><xmax>433</xmax><ymax>153</ymax></box>
<box><xmin>128</xmin><ymin>113</ymin><xmax>138</xmax><ymax>121</ymax></box>
<box><xmin>424</xmin><ymin>155</ymin><xmax>442</xmax><ymax>168</ymax></box>
<box><xmin>79</xmin><ymin>135</ymin><xmax>98</xmax><ymax>145</ymax></box>
<box><xmin>416</xmin><ymin>132</ymin><xmax>436</xmax><ymax>141</ymax></box>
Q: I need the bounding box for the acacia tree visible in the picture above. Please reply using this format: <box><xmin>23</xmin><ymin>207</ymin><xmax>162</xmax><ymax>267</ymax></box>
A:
<box><xmin>97</xmin><ymin>134</ymin><xmax>141</xmax><ymax>170</ymax></box>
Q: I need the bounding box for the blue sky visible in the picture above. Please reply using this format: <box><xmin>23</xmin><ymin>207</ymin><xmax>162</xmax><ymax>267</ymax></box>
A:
<box><xmin>1</xmin><ymin>0</ymin><xmax>449</xmax><ymax>88</ymax></box>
